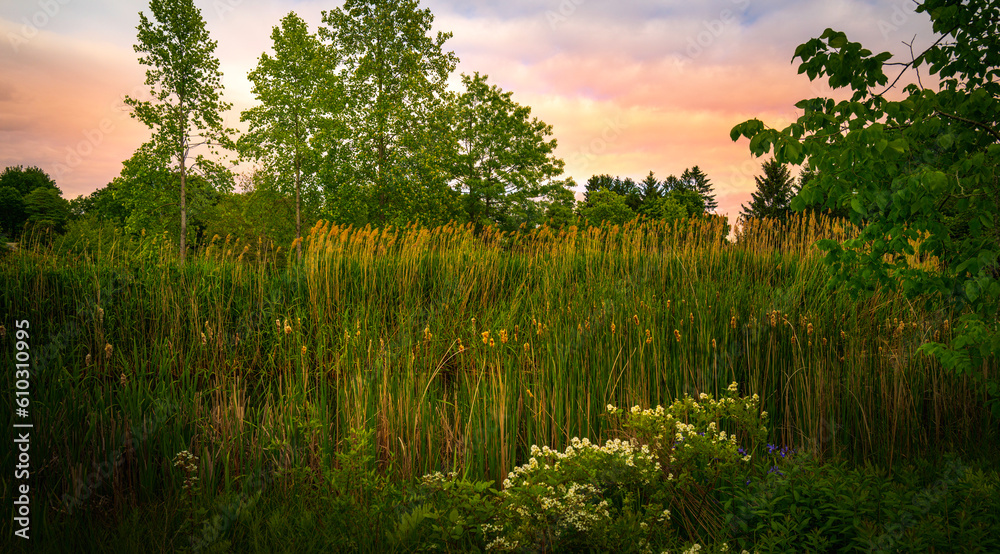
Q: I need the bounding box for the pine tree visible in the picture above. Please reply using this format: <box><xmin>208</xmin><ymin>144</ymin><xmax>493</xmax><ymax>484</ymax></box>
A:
<box><xmin>680</xmin><ymin>166</ymin><xmax>717</xmax><ymax>213</ymax></box>
<box><xmin>740</xmin><ymin>158</ymin><xmax>794</xmax><ymax>221</ymax></box>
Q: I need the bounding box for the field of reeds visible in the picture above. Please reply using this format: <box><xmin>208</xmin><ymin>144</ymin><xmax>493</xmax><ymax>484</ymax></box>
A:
<box><xmin>1</xmin><ymin>213</ymin><xmax>997</xmax><ymax>551</ymax></box>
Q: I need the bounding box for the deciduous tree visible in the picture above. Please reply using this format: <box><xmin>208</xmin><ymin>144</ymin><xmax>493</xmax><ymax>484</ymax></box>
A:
<box><xmin>124</xmin><ymin>0</ymin><xmax>235</xmax><ymax>261</ymax></box>
<box><xmin>731</xmin><ymin>0</ymin><xmax>1000</xmax><ymax>415</ymax></box>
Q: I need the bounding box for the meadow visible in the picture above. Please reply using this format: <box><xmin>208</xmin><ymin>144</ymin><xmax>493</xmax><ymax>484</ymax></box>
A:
<box><xmin>2</xmin><ymin>214</ymin><xmax>997</xmax><ymax>553</ymax></box>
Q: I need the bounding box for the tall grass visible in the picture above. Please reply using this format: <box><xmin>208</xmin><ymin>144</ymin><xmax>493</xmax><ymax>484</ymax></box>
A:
<box><xmin>0</xmin><ymin>213</ymin><xmax>992</xmax><ymax>543</ymax></box>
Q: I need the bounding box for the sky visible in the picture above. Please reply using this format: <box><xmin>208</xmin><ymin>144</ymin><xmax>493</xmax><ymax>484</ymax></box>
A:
<box><xmin>0</xmin><ymin>0</ymin><xmax>937</xmax><ymax>223</ymax></box>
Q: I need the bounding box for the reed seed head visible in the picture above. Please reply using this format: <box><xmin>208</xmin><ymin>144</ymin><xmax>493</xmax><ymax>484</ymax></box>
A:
<box><xmin>674</xmin><ymin>329</ymin><xmax>681</xmax><ymax>342</ymax></box>
<box><xmin>120</xmin><ymin>373</ymin><xmax>127</xmax><ymax>385</ymax></box>
<box><xmin>500</xmin><ymin>329</ymin><xmax>508</xmax><ymax>344</ymax></box>
<box><xmin>481</xmin><ymin>330</ymin><xmax>490</xmax><ymax>345</ymax></box>
<box><xmin>632</xmin><ymin>314</ymin><xmax>639</xmax><ymax>326</ymax></box>
<box><xmin>524</xmin><ymin>342</ymin><xmax>530</xmax><ymax>353</ymax></box>
<box><xmin>104</xmin><ymin>343</ymin><xmax>113</xmax><ymax>359</ymax></box>
<box><xmin>201</xmin><ymin>332</ymin><xmax>207</xmax><ymax>345</ymax></box>
<box><xmin>611</xmin><ymin>323</ymin><xmax>616</xmax><ymax>335</ymax></box>
<box><xmin>85</xmin><ymin>353</ymin><xmax>91</xmax><ymax>366</ymax></box>
<box><xmin>730</xmin><ymin>316</ymin><xmax>736</xmax><ymax>329</ymax></box>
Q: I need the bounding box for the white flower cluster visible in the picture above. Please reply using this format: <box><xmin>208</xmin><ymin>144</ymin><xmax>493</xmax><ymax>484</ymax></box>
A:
<box><xmin>503</xmin><ymin>437</ymin><xmax>660</xmax><ymax>490</ymax></box>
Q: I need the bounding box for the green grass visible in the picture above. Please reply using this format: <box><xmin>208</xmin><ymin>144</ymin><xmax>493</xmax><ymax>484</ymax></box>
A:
<box><xmin>1</xmin><ymin>214</ymin><xmax>995</xmax><ymax>551</ymax></box>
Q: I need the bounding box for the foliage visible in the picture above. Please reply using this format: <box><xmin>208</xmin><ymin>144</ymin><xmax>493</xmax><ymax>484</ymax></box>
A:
<box><xmin>3</xmin><ymin>213</ymin><xmax>997</xmax><ymax>550</ymax></box>
<box><xmin>740</xmin><ymin>159</ymin><xmax>796</xmax><ymax>223</ymax></box>
<box><xmin>239</xmin><ymin>12</ymin><xmax>327</xmax><ymax>262</ymax></box>
<box><xmin>318</xmin><ymin>0</ymin><xmax>460</xmax><ymax>227</ymax></box>
<box><xmin>452</xmin><ymin>72</ymin><xmax>565</xmax><ymax>231</ymax></box>
<box><xmin>124</xmin><ymin>0</ymin><xmax>235</xmax><ymax>261</ymax></box>
<box><xmin>389</xmin><ymin>472</ymin><xmax>498</xmax><ymax>551</ymax></box>
<box><xmin>23</xmin><ymin>186</ymin><xmax>71</xmax><ymax>233</ymax></box>
<box><xmin>680</xmin><ymin>166</ymin><xmax>718</xmax><ymax>213</ymax></box>
<box><xmin>579</xmin><ymin>187</ymin><xmax>634</xmax><ymax>226</ymax></box>
<box><xmin>730</xmin><ymin>0</ymin><xmax>1000</xmax><ymax>416</ymax></box>
<box><xmin>0</xmin><ymin>165</ymin><xmax>58</xmax><ymax>237</ymax></box>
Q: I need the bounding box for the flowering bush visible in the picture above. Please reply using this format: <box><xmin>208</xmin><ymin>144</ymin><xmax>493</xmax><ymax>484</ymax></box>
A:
<box><xmin>484</xmin><ymin>383</ymin><xmax>767</xmax><ymax>552</ymax></box>
<box><xmin>486</xmin><ymin>436</ymin><xmax>673</xmax><ymax>552</ymax></box>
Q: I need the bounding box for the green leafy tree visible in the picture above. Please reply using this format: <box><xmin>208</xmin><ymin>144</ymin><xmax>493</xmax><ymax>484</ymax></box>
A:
<box><xmin>669</xmin><ymin>188</ymin><xmax>706</xmax><ymax>218</ymax></box>
<box><xmin>112</xmin><ymin>143</ymin><xmax>227</xmax><ymax>242</ymax></box>
<box><xmin>579</xmin><ymin>188</ymin><xmax>633</xmax><ymax>227</ymax></box>
<box><xmin>647</xmin><ymin>194</ymin><xmax>687</xmax><ymax>222</ymax></box>
<box><xmin>0</xmin><ymin>186</ymin><xmax>26</xmax><ymax>236</ymax></box>
<box><xmin>239</xmin><ymin>12</ymin><xmax>328</xmax><ymax>261</ymax></box>
<box><xmin>731</xmin><ymin>0</ymin><xmax>1000</xmax><ymax>416</ymax></box>
<box><xmin>583</xmin><ymin>175</ymin><xmax>640</xmax><ymax>212</ymax></box>
<box><xmin>452</xmin><ymin>72</ymin><xmax>564</xmax><ymax>231</ymax></box>
<box><xmin>542</xmin><ymin>178</ymin><xmax>579</xmax><ymax>228</ymax></box>
<box><xmin>319</xmin><ymin>0</ymin><xmax>459</xmax><ymax>227</ymax></box>
<box><xmin>69</xmin><ymin>182</ymin><xmax>131</xmax><ymax>228</ymax></box>
<box><xmin>124</xmin><ymin>0</ymin><xmax>235</xmax><ymax>261</ymax></box>
<box><xmin>0</xmin><ymin>166</ymin><xmax>58</xmax><ymax>237</ymax></box>
<box><xmin>740</xmin><ymin>158</ymin><xmax>795</xmax><ymax>222</ymax></box>
<box><xmin>23</xmin><ymin>187</ymin><xmax>71</xmax><ymax>234</ymax></box>
<box><xmin>0</xmin><ymin>165</ymin><xmax>56</xmax><ymax>196</ymax></box>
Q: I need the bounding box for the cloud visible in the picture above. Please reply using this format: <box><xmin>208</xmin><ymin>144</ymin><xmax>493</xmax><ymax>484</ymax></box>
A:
<box><xmin>0</xmin><ymin>0</ymin><xmax>939</xmax><ymax>221</ymax></box>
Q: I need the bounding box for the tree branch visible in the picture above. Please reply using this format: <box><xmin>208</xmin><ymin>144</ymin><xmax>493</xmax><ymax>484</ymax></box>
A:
<box><xmin>934</xmin><ymin>110</ymin><xmax>1000</xmax><ymax>142</ymax></box>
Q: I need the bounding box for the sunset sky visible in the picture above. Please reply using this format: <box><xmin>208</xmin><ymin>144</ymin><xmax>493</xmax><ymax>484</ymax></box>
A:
<box><xmin>0</xmin><ymin>0</ymin><xmax>936</xmax><ymax>223</ymax></box>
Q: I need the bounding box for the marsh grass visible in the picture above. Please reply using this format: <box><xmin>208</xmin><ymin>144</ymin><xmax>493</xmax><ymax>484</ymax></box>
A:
<box><xmin>0</xmin><ymin>213</ymin><xmax>994</xmax><ymax>548</ymax></box>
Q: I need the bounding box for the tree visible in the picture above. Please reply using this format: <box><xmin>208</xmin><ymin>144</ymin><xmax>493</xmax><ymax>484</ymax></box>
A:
<box><xmin>240</xmin><ymin>12</ymin><xmax>327</xmax><ymax>261</ymax></box>
<box><xmin>583</xmin><ymin>174</ymin><xmax>640</xmax><ymax>213</ymax></box>
<box><xmin>740</xmin><ymin>158</ymin><xmax>795</xmax><ymax>222</ymax></box>
<box><xmin>579</xmin><ymin>188</ymin><xmax>633</xmax><ymax>227</ymax></box>
<box><xmin>647</xmin><ymin>194</ymin><xmax>687</xmax><ymax>222</ymax></box>
<box><xmin>23</xmin><ymin>187</ymin><xmax>70</xmax><ymax>234</ymax></box>
<box><xmin>731</xmin><ymin>0</ymin><xmax>1000</xmax><ymax>416</ymax></box>
<box><xmin>637</xmin><ymin>171</ymin><xmax>662</xmax><ymax>215</ymax></box>
<box><xmin>319</xmin><ymin>0</ymin><xmax>459</xmax><ymax>226</ymax></box>
<box><xmin>680</xmin><ymin>166</ymin><xmax>717</xmax><ymax>213</ymax></box>
<box><xmin>124</xmin><ymin>0</ymin><xmax>235</xmax><ymax>261</ymax></box>
<box><xmin>542</xmin><ymin>178</ymin><xmax>578</xmax><ymax>228</ymax></box>
<box><xmin>452</xmin><ymin>72</ymin><xmax>564</xmax><ymax>231</ymax></box>
<box><xmin>0</xmin><ymin>165</ymin><xmax>56</xmax><ymax>196</ymax></box>
<box><xmin>112</xmin><ymin>142</ymin><xmax>228</xmax><ymax>242</ymax></box>
<box><xmin>0</xmin><ymin>166</ymin><xmax>58</xmax><ymax>237</ymax></box>
<box><xmin>0</xmin><ymin>186</ymin><xmax>24</xmax><ymax>236</ymax></box>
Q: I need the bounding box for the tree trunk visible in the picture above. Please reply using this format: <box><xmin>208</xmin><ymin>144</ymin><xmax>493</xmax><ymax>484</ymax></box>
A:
<box><xmin>295</xmin><ymin>150</ymin><xmax>302</xmax><ymax>263</ymax></box>
<box><xmin>179</xmin><ymin>152</ymin><xmax>186</xmax><ymax>263</ymax></box>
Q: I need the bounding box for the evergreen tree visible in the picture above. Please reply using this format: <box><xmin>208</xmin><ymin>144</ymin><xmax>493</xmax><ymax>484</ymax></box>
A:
<box><xmin>740</xmin><ymin>158</ymin><xmax>795</xmax><ymax>221</ymax></box>
<box><xmin>680</xmin><ymin>166</ymin><xmax>717</xmax><ymax>213</ymax></box>
<box><xmin>637</xmin><ymin>171</ymin><xmax>661</xmax><ymax>216</ymax></box>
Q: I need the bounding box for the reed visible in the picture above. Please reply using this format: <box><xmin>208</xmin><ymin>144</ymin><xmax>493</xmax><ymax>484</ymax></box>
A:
<box><xmin>0</xmin><ymin>213</ymin><xmax>992</xmax><ymax>538</ymax></box>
